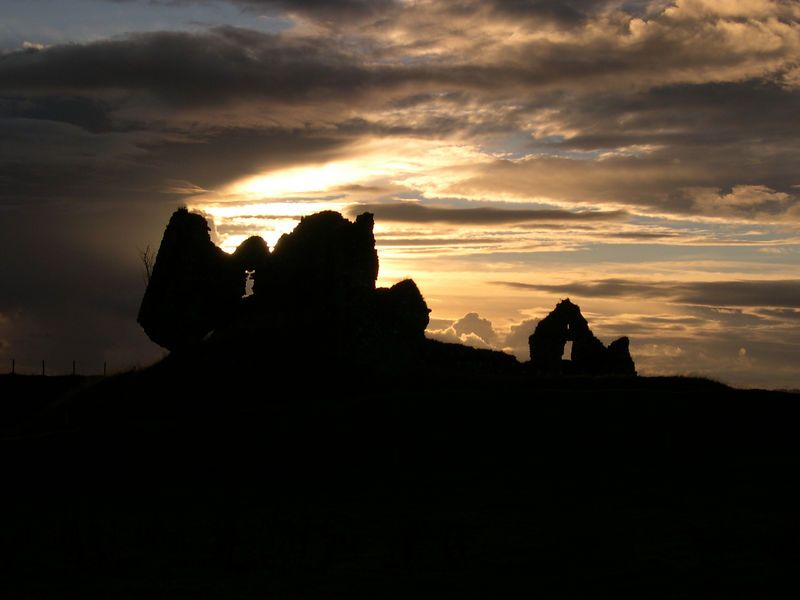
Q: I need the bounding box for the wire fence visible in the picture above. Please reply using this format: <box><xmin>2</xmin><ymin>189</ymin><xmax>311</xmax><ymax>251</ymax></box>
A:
<box><xmin>5</xmin><ymin>359</ymin><xmax>109</xmax><ymax>377</ymax></box>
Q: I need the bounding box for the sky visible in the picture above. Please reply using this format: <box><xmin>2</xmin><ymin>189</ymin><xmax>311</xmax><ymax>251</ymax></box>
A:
<box><xmin>1</xmin><ymin>0</ymin><xmax>799</xmax><ymax>388</ymax></box>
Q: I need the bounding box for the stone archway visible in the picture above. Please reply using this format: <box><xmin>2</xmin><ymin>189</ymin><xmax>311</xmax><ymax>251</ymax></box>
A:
<box><xmin>528</xmin><ymin>299</ymin><xmax>636</xmax><ymax>376</ymax></box>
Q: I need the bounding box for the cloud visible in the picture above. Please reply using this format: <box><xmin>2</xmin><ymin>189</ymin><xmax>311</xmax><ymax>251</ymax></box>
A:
<box><xmin>451</xmin><ymin>312</ymin><xmax>498</xmax><ymax>344</ymax></box>
<box><xmin>21</xmin><ymin>41</ymin><xmax>46</xmax><ymax>51</ymax></box>
<box><xmin>0</xmin><ymin>95</ymin><xmax>114</xmax><ymax>133</ymax></box>
<box><xmin>2</xmin><ymin>5</ymin><xmax>797</xmax><ymax>224</ymax></box>
<box><xmin>108</xmin><ymin>0</ymin><xmax>651</xmax><ymax>29</ymax></box>
<box><xmin>376</xmin><ymin>237</ymin><xmax>500</xmax><ymax>247</ymax></box>
<box><xmin>609</xmin><ymin>231</ymin><xmax>680</xmax><ymax>240</ymax></box>
<box><xmin>427</xmin><ymin>313</ymin><xmax>541</xmax><ymax>361</ymax></box>
<box><xmin>0</xmin><ymin>27</ymin><xmax>380</xmax><ymax>109</ymax></box>
<box><xmin>437</xmin><ymin>151</ymin><xmax>800</xmax><ymax>221</ymax></box>
<box><xmin>492</xmin><ymin>278</ymin><xmax>800</xmax><ymax>308</ymax></box>
<box><xmin>689</xmin><ymin>185</ymin><xmax>794</xmax><ymax>218</ymax></box>
<box><xmin>502</xmin><ymin>318</ymin><xmax>539</xmax><ymax>358</ymax></box>
<box><xmin>136</xmin><ymin>0</ymin><xmax>399</xmax><ymax>23</ymax></box>
<box><xmin>0</xmin><ymin>114</ymin><xmax>350</xmax><ymax>204</ymax></box>
<box><xmin>6</xmin><ymin>0</ymin><xmax>800</xmax><ymax>115</ymax></box>
<box><xmin>235</xmin><ymin>0</ymin><xmax>398</xmax><ymax>20</ymax></box>
<box><xmin>347</xmin><ymin>203</ymin><xmax>628</xmax><ymax>224</ymax></box>
<box><xmin>756</xmin><ymin>308</ymin><xmax>800</xmax><ymax>321</ymax></box>
<box><xmin>426</xmin><ymin>312</ymin><xmax>498</xmax><ymax>349</ymax></box>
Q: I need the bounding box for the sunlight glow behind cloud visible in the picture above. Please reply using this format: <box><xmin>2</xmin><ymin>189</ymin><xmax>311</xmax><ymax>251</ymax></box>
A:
<box><xmin>227</xmin><ymin>137</ymin><xmax>492</xmax><ymax>198</ymax></box>
<box><xmin>190</xmin><ymin>137</ymin><xmax>498</xmax><ymax>250</ymax></box>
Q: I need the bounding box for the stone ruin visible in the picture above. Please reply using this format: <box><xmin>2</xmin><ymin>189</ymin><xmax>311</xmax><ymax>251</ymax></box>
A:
<box><xmin>528</xmin><ymin>299</ymin><xmax>636</xmax><ymax>376</ymax></box>
<box><xmin>139</xmin><ymin>208</ymin><xmax>635</xmax><ymax>376</ymax></box>
<box><xmin>137</xmin><ymin>208</ymin><xmax>430</xmax><ymax>362</ymax></box>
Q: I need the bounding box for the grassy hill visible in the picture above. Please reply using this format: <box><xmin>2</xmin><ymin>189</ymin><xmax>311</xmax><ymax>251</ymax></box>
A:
<box><xmin>1</xmin><ymin>359</ymin><xmax>799</xmax><ymax>598</ymax></box>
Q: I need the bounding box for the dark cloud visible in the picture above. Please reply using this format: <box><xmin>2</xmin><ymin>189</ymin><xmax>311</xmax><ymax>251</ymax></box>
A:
<box><xmin>347</xmin><ymin>203</ymin><xmax>628</xmax><ymax>224</ymax></box>
<box><xmin>5</xmin><ymin>6</ymin><xmax>794</xmax><ymax>223</ymax></box>
<box><xmin>6</xmin><ymin>5</ymin><xmax>798</xmax><ymax>118</ymax></box>
<box><xmin>451</xmin><ymin>153</ymin><xmax>799</xmax><ymax>220</ymax></box>
<box><xmin>511</xmin><ymin>81</ymin><xmax>800</xmax><ymax>211</ymax></box>
<box><xmin>334</xmin><ymin>115</ymin><xmax>483</xmax><ymax>139</ymax></box>
<box><xmin>0</xmin><ymin>117</ymin><xmax>162</xmax><ymax>204</ymax></box>
<box><xmin>492</xmin><ymin>279</ymin><xmax>800</xmax><ymax>308</ymax></box>
<box><xmin>234</xmin><ymin>0</ymin><xmax>397</xmax><ymax>20</ymax></box>
<box><xmin>388</xmin><ymin>91</ymin><xmax>468</xmax><ymax>109</ymax></box>
<box><xmin>0</xmin><ymin>117</ymin><xmax>349</xmax><ymax>204</ymax></box>
<box><xmin>0</xmin><ymin>27</ymin><xmax>378</xmax><ymax>108</ymax></box>
<box><xmin>677</xmin><ymin>282</ymin><xmax>800</xmax><ymax>309</ymax></box>
<box><xmin>480</xmin><ymin>0</ymin><xmax>629</xmax><ymax>25</ymax></box>
<box><xmin>144</xmin><ymin>128</ymin><xmax>350</xmax><ymax>190</ymax></box>
<box><xmin>554</xmin><ymin>82</ymin><xmax>800</xmax><ymax>153</ymax></box>
<box><xmin>103</xmin><ymin>0</ymin><xmax>398</xmax><ymax>25</ymax></box>
<box><xmin>117</xmin><ymin>0</ymin><xmax>630</xmax><ymax>26</ymax></box>
<box><xmin>1</xmin><ymin>8</ymin><xmax>797</xmax><ymax>222</ymax></box>
<box><xmin>0</xmin><ymin>95</ymin><xmax>114</xmax><ymax>133</ymax></box>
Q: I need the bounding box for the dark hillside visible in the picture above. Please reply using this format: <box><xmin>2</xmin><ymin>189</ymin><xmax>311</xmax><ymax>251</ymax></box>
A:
<box><xmin>2</xmin><ymin>365</ymin><xmax>799</xmax><ymax>598</ymax></box>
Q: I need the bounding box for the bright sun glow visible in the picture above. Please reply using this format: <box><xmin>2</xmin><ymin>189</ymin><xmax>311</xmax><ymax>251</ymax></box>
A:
<box><xmin>232</xmin><ymin>162</ymin><xmax>374</xmax><ymax>197</ymax></box>
<box><xmin>200</xmin><ymin>204</ymin><xmax>349</xmax><ymax>251</ymax></box>
<box><xmin>188</xmin><ymin>137</ymin><xmax>493</xmax><ymax>252</ymax></box>
<box><xmin>228</xmin><ymin>137</ymin><xmax>488</xmax><ymax>199</ymax></box>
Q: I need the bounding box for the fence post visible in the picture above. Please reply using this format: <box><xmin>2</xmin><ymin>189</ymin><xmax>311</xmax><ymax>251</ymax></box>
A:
<box><xmin>72</xmin><ymin>360</ymin><xmax>76</xmax><ymax>376</ymax></box>
<box><xmin>104</xmin><ymin>361</ymin><xmax>107</xmax><ymax>377</ymax></box>
<box><xmin>41</xmin><ymin>360</ymin><xmax>45</xmax><ymax>376</ymax></box>
<box><xmin>11</xmin><ymin>358</ymin><xmax>14</xmax><ymax>375</ymax></box>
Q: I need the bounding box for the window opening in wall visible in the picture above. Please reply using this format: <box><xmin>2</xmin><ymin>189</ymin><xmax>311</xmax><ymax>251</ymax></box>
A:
<box><xmin>243</xmin><ymin>270</ymin><xmax>255</xmax><ymax>298</ymax></box>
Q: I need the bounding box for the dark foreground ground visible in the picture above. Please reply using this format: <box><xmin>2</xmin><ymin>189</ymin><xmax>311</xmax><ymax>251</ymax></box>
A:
<box><xmin>1</xmin><ymin>365</ymin><xmax>799</xmax><ymax>598</ymax></box>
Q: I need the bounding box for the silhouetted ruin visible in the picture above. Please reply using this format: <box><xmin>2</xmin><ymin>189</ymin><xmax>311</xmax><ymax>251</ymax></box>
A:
<box><xmin>139</xmin><ymin>209</ymin><xmax>635</xmax><ymax>377</ymax></box>
<box><xmin>137</xmin><ymin>209</ymin><xmax>242</xmax><ymax>351</ymax></box>
<box><xmin>529</xmin><ymin>299</ymin><xmax>636</xmax><ymax>376</ymax></box>
<box><xmin>138</xmin><ymin>209</ymin><xmax>432</xmax><ymax>366</ymax></box>
<box><xmin>231</xmin><ymin>235</ymin><xmax>270</xmax><ymax>297</ymax></box>
<box><xmin>271</xmin><ymin>211</ymin><xmax>378</xmax><ymax>305</ymax></box>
